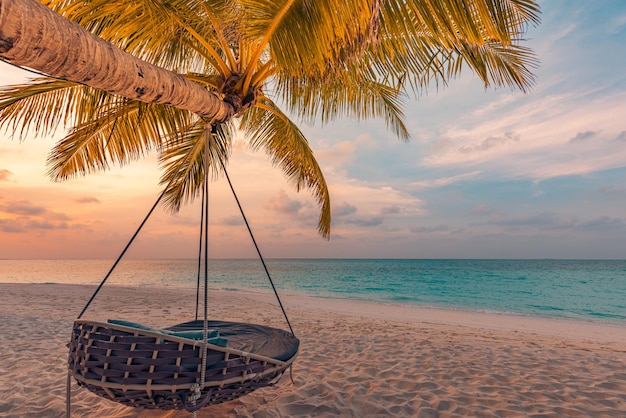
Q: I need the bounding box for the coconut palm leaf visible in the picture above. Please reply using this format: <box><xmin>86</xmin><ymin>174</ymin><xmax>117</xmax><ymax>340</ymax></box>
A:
<box><xmin>158</xmin><ymin>120</ymin><xmax>234</xmax><ymax>211</ymax></box>
<box><xmin>0</xmin><ymin>0</ymin><xmax>541</xmax><ymax>238</ymax></box>
<box><xmin>332</xmin><ymin>0</ymin><xmax>541</xmax><ymax>93</ymax></box>
<box><xmin>48</xmin><ymin>99</ymin><xmax>195</xmax><ymax>179</ymax></box>
<box><xmin>0</xmin><ymin>78</ymin><xmax>109</xmax><ymax>138</ymax></box>
<box><xmin>42</xmin><ymin>0</ymin><xmax>229</xmax><ymax>73</ymax></box>
<box><xmin>276</xmin><ymin>71</ymin><xmax>409</xmax><ymax>140</ymax></box>
<box><xmin>453</xmin><ymin>41</ymin><xmax>538</xmax><ymax>91</ymax></box>
<box><xmin>241</xmin><ymin>0</ymin><xmax>380</xmax><ymax>77</ymax></box>
<box><xmin>240</xmin><ymin>97</ymin><xmax>331</xmax><ymax>238</ymax></box>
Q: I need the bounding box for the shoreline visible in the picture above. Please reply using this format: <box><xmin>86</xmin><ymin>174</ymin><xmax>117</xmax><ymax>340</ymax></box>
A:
<box><xmin>275</xmin><ymin>290</ymin><xmax>626</xmax><ymax>344</ymax></box>
<box><xmin>2</xmin><ymin>258</ymin><xmax>625</xmax><ymax>327</ymax></box>
<box><xmin>1</xmin><ymin>282</ymin><xmax>625</xmax><ymax>417</ymax></box>
<box><xmin>3</xmin><ymin>282</ymin><xmax>626</xmax><ymax>343</ymax></box>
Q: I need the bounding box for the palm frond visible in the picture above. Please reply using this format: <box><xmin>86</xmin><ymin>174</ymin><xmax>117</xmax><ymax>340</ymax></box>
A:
<box><xmin>42</xmin><ymin>0</ymin><xmax>232</xmax><ymax>73</ymax></box>
<box><xmin>198</xmin><ymin>1</ymin><xmax>239</xmax><ymax>70</ymax></box>
<box><xmin>1</xmin><ymin>0</ymin><xmax>541</xmax><ymax>240</ymax></box>
<box><xmin>48</xmin><ymin>100</ymin><xmax>195</xmax><ymax>179</ymax></box>
<box><xmin>280</xmin><ymin>70</ymin><xmax>409</xmax><ymax>139</ymax></box>
<box><xmin>241</xmin><ymin>97</ymin><xmax>331</xmax><ymax>238</ymax></box>
<box><xmin>0</xmin><ymin>78</ymin><xmax>103</xmax><ymax>138</ymax></box>
<box><xmin>159</xmin><ymin>121</ymin><xmax>234</xmax><ymax>211</ymax></box>
<box><xmin>454</xmin><ymin>41</ymin><xmax>538</xmax><ymax>92</ymax></box>
<box><xmin>263</xmin><ymin>0</ymin><xmax>539</xmax><ymax>129</ymax></box>
<box><xmin>241</xmin><ymin>0</ymin><xmax>375</xmax><ymax>75</ymax></box>
<box><xmin>367</xmin><ymin>0</ymin><xmax>540</xmax><ymax>91</ymax></box>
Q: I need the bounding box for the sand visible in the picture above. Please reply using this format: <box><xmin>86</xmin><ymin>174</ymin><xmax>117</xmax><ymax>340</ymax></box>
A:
<box><xmin>0</xmin><ymin>282</ymin><xmax>625</xmax><ymax>417</ymax></box>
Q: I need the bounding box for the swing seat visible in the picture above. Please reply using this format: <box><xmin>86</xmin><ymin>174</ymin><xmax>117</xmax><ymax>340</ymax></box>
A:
<box><xmin>68</xmin><ymin>319</ymin><xmax>299</xmax><ymax>411</ymax></box>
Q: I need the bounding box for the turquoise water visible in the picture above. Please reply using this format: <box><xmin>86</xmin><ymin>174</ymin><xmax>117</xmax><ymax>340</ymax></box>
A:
<box><xmin>1</xmin><ymin>259</ymin><xmax>625</xmax><ymax>323</ymax></box>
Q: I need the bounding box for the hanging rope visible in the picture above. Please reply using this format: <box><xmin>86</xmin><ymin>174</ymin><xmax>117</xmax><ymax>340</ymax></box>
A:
<box><xmin>69</xmin><ymin>121</ymin><xmax>296</xmax><ymax>416</ymax></box>
<box><xmin>76</xmin><ymin>185</ymin><xmax>169</xmax><ymax>320</ymax></box>
<box><xmin>74</xmin><ymin>124</ymin><xmax>207</xmax><ymax>320</ymax></box>
<box><xmin>216</xmin><ymin>154</ymin><xmax>296</xmax><ymax>337</ymax></box>
<box><xmin>195</xmin><ymin>181</ymin><xmax>206</xmax><ymax>321</ymax></box>
<box><xmin>65</xmin><ymin>372</ymin><xmax>71</xmax><ymax>418</ymax></box>
<box><xmin>200</xmin><ymin>125</ymin><xmax>210</xmax><ymax>389</ymax></box>
<box><xmin>185</xmin><ymin>125</ymin><xmax>213</xmax><ymax>412</ymax></box>
<box><xmin>67</xmin><ymin>119</ymin><xmax>214</xmax><ymax>416</ymax></box>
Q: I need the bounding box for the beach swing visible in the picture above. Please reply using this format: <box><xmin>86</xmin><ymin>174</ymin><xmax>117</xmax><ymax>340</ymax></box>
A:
<box><xmin>66</xmin><ymin>128</ymin><xmax>299</xmax><ymax>414</ymax></box>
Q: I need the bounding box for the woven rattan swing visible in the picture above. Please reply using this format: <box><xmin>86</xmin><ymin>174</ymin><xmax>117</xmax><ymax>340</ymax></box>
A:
<box><xmin>66</xmin><ymin>129</ymin><xmax>299</xmax><ymax>415</ymax></box>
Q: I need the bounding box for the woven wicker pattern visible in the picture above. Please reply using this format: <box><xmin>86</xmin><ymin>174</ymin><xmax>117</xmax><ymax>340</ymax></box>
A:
<box><xmin>68</xmin><ymin>320</ymin><xmax>297</xmax><ymax>410</ymax></box>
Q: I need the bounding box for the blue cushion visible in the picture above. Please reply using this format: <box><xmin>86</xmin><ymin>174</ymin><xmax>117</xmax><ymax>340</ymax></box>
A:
<box><xmin>164</xmin><ymin>329</ymin><xmax>219</xmax><ymax>339</ymax></box>
<box><xmin>107</xmin><ymin>319</ymin><xmax>156</xmax><ymax>331</ymax></box>
<box><xmin>107</xmin><ymin>319</ymin><xmax>228</xmax><ymax>347</ymax></box>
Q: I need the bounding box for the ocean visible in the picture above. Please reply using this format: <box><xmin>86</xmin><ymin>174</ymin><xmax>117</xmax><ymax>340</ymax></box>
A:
<box><xmin>1</xmin><ymin>258</ymin><xmax>625</xmax><ymax>323</ymax></box>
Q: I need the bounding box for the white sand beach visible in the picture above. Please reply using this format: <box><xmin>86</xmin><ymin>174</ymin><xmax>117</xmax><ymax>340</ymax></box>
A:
<box><xmin>1</xmin><ymin>283</ymin><xmax>625</xmax><ymax>417</ymax></box>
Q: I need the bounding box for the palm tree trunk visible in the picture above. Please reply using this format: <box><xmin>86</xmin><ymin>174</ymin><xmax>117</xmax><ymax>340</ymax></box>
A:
<box><xmin>0</xmin><ymin>0</ymin><xmax>234</xmax><ymax>122</ymax></box>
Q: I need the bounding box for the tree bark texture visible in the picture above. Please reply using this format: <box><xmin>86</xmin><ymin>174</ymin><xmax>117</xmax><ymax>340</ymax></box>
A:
<box><xmin>0</xmin><ymin>0</ymin><xmax>234</xmax><ymax>121</ymax></box>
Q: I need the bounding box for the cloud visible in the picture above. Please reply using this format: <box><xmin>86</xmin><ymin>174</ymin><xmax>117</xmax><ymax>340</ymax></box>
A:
<box><xmin>476</xmin><ymin>210</ymin><xmax>626</xmax><ymax>234</ymax></box>
<box><xmin>487</xmin><ymin>211</ymin><xmax>577</xmax><ymax>230</ymax></box>
<box><xmin>167</xmin><ymin>214</ymin><xmax>202</xmax><ymax>227</ymax></box>
<box><xmin>428</xmin><ymin>137</ymin><xmax>454</xmax><ymax>155</ymax></box>
<box><xmin>542</xmin><ymin>22</ymin><xmax>578</xmax><ymax>50</ymax></box>
<box><xmin>328</xmin><ymin>181</ymin><xmax>427</xmax><ymax>221</ymax></box>
<box><xmin>0</xmin><ymin>169</ymin><xmax>13</xmax><ymax>181</ymax></box>
<box><xmin>420</xmin><ymin>74</ymin><xmax>626</xmax><ymax>179</ymax></box>
<box><xmin>470</xmin><ymin>204</ymin><xmax>499</xmax><ymax>217</ymax></box>
<box><xmin>220</xmin><ymin>215</ymin><xmax>244</xmax><ymax>226</ymax></box>
<box><xmin>344</xmin><ymin>216</ymin><xmax>384</xmax><ymax>227</ymax></box>
<box><xmin>0</xmin><ymin>219</ymin><xmax>24</xmax><ymax>233</ymax></box>
<box><xmin>469</xmin><ymin>93</ymin><xmax>519</xmax><ymax>118</ymax></box>
<box><xmin>0</xmin><ymin>199</ymin><xmax>72</xmax><ymax>234</ymax></box>
<box><xmin>75</xmin><ymin>196</ymin><xmax>101</xmax><ymax>204</ymax></box>
<box><xmin>47</xmin><ymin>211</ymin><xmax>71</xmax><ymax>221</ymax></box>
<box><xmin>267</xmin><ymin>190</ymin><xmax>304</xmax><ymax>215</ymax></box>
<box><xmin>569</xmin><ymin>130</ymin><xmax>598</xmax><ymax>143</ymax></box>
<box><xmin>0</xmin><ymin>217</ymin><xmax>70</xmax><ymax>233</ymax></box>
<box><xmin>0</xmin><ymin>200</ymin><xmax>46</xmax><ymax>216</ymax></box>
<box><xmin>608</xmin><ymin>14</ymin><xmax>626</xmax><ymax>34</ymax></box>
<box><xmin>411</xmin><ymin>224</ymin><xmax>450</xmax><ymax>233</ymax></box>
<box><xmin>596</xmin><ymin>186</ymin><xmax>626</xmax><ymax>199</ymax></box>
<box><xmin>578</xmin><ymin>216</ymin><xmax>626</xmax><ymax>231</ymax></box>
<box><xmin>314</xmin><ymin>134</ymin><xmax>374</xmax><ymax>171</ymax></box>
<box><xmin>410</xmin><ymin>171</ymin><xmax>481</xmax><ymax>190</ymax></box>
<box><xmin>381</xmin><ymin>205</ymin><xmax>401</xmax><ymax>215</ymax></box>
<box><xmin>459</xmin><ymin>131</ymin><xmax>521</xmax><ymax>154</ymax></box>
<box><xmin>333</xmin><ymin>202</ymin><xmax>357</xmax><ymax>217</ymax></box>
<box><xmin>27</xmin><ymin>219</ymin><xmax>69</xmax><ymax>230</ymax></box>
<box><xmin>615</xmin><ymin>131</ymin><xmax>626</xmax><ymax>142</ymax></box>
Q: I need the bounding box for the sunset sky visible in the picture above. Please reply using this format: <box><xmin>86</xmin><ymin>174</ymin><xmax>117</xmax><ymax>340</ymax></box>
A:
<box><xmin>1</xmin><ymin>0</ymin><xmax>626</xmax><ymax>260</ymax></box>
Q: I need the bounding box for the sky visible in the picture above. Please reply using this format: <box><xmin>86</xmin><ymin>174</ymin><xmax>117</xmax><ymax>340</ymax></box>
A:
<box><xmin>1</xmin><ymin>0</ymin><xmax>626</xmax><ymax>259</ymax></box>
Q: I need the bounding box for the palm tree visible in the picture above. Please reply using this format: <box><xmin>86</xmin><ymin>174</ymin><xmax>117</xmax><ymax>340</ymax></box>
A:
<box><xmin>0</xmin><ymin>0</ymin><xmax>540</xmax><ymax>238</ymax></box>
